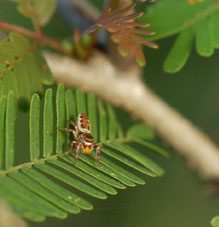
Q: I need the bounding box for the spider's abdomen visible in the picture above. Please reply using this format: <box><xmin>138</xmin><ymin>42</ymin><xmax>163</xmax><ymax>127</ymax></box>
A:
<box><xmin>77</xmin><ymin>113</ymin><xmax>91</xmax><ymax>133</ymax></box>
<box><xmin>82</xmin><ymin>141</ymin><xmax>93</xmax><ymax>154</ymax></box>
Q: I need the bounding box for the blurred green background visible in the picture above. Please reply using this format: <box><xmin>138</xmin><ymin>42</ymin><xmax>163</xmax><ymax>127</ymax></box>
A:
<box><xmin>1</xmin><ymin>1</ymin><xmax>219</xmax><ymax>226</ymax></box>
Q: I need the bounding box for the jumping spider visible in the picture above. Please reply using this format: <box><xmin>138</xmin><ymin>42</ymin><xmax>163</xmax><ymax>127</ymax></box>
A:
<box><xmin>60</xmin><ymin>113</ymin><xmax>101</xmax><ymax>161</ymax></box>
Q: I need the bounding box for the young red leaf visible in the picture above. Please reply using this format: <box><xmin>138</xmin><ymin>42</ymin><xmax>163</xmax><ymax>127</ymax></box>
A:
<box><xmin>84</xmin><ymin>0</ymin><xmax>157</xmax><ymax>67</ymax></box>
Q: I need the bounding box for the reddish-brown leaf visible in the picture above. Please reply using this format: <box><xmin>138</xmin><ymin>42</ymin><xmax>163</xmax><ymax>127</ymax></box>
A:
<box><xmin>84</xmin><ymin>0</ymin><xmax>157</xmax><ymax>67</ymax></box>
<box><xmin>134</xmin><ymin>44</ymin><xmax>146</xmax><ymax>66</ymax></box>
<box><xmin>118</xmin><ymin>37</ymin><xmax>131</xmax><ymax>57</ymax></box>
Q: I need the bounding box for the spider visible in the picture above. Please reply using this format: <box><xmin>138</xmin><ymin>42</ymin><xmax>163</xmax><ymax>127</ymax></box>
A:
<box><xmin>60</xmin><ymin>113</ymin><xmax>101</xmax><ymax>161</ymax></box>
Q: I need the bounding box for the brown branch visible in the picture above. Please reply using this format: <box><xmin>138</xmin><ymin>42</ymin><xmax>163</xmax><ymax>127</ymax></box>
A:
<box><xmin>0</xmin><ymin>20</ymin><xmax>71</xmax><ymax>55</ymax></box>
<box><xmin>44</xmin><ymin>50</ymin><xmax>219</xmax><ymax>180</ymax></box>
<box><xmin>0</xmin><ymin>198</ymin><xmax>28</xmax><ymax>227</ymax></box>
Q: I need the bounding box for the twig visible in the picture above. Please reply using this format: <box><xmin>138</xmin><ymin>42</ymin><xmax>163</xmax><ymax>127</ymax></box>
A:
<box><xmin>0</xmin><ymin>198</ymin><xmax>28</xmax><ymax>227</ymax></box>
<box><xmin>0</xmin><ymin>20</ymin><xmax>71</xmax><ymax>55</ymax></box>
<box><xmin>44</xmin><ymin>50</ymin><xmax>219</xmax><ymax>180</ymax></box>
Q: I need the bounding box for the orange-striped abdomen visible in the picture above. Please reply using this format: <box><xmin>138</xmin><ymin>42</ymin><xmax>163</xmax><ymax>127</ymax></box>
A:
<box><xmin>77</xmin><ymin>113</ymin><xmax>91</xmax><ymax>133</ymax></box>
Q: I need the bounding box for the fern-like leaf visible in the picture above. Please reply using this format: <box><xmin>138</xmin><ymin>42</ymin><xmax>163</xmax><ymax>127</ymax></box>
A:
<box><xmin>0</xmin><ymin>32</ymin><xmax>53</xmax><ymax>109</ymax></box>
<box><xmin>85</xmin><ymin>0</ymin><xmax>158</xmax><ymax>66</ymax></box>
<box><xmin>142</xmin><ymin>0</ymin><xmax>219</xmax><ymax>73</ymax></box>
<box><xmin>0</xmin><ymin>84</ymin><xmax>168</xmax><ymax>222</ymax></box>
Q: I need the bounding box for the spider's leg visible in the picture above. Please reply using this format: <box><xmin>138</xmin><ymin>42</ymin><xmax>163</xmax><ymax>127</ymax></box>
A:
<box><xmin>68</xmin><ymin>141</ymin><xmax>77</xmax><ymax>157</ymax></box>
<box><xmin>59</xmin><ymin>128</ymin><xmax>74</xmax><ymax>133</ymax></box>
<box><xmin>71</xmin><ymin>123</ymin><xmax>79</xmax><ymax>139</ymax></box>
<box><xmin>60</xmin><ymin>121</ymin><xmax>78</xmax><ymax>138</ymax></box>
<box><xmin>75</xmin><ymin>142</ymin><xmax>82</xmax><ymax>161</ymax></box>
<box><xmin>94</xmin><ymin>143</ymin><xmax>101</xmax><ymax>162</ymax></box>
<box><xmin>70</xmin><ymin>120</ymin><xmax>76</xmax><ymax>126</ymax></box>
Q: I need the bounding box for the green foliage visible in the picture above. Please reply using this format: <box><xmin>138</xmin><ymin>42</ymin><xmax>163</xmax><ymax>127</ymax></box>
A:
<box><xmin>10</xmin><ymin>0</ymin><xmax>57</xmax><ymax>26</ymax></box>
<box><xmin>142</xmin><ymin>0</ymin><xmax>219</xmax><ymax>73</ymax></box>
<box><xmin>0</xmin><ymin>84</ymin><xmax>168</xmax><ymax>222</ymax></box>
<box><xmin>29</xmin><ymin>94</ymin><xmax>40</xmax><ymax>161</ymax></box>
<box><xmin>211</xmin><ymin>216</ymin><xmax>219</xmax><ymax>227</ymax></box>
<box><xmin>0</xmin><ymin>32</ymin><xmax>53</xmax><ymax>107</ymax></box>
<box><xmin>5</xmin><ymin>91</ymin><xmax>17</xmax><ymax>169</ymax></box>
<box><xmin>0</xmin><ymin>96</ymin><xmax>7</xmax><ymax>169</ymax></box>
<box><xmin>127</xmin><ymin>123</ymin><xmax>155</xmax><ymax>140</ymax></box>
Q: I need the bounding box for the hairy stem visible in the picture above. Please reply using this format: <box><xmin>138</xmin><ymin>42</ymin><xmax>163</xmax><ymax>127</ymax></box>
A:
<box><xmin>0</xmin><ymin>20</ymin><xmax>71</xmax><ymax>55</ymax></box>
<box><xmin>44</xmin><ymin>50</ymin><xmax>219</xmax><ymax>180</ymax></box>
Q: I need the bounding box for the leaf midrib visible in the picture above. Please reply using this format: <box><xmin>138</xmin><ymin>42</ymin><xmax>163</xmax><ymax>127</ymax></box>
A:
<box><xmin>149</xmin><ymin>3</ymin><xmax>219</xmax><ymax>41</ymax></box>
<box><xmin>0</xmin><ymin>137</ymin><xmax>132</xmax><ymax>175</ymax></box>
<box><xmin>181</xmin><ymin>3</ymin><xmax>219</xmax><ymax>31</ymax></box>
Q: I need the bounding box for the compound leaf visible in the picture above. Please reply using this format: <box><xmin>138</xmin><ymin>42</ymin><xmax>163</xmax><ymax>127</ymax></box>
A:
<box><xmin>0</xmin><ymin>84</ymin><xmax>168</xmax><ymax>222</ymax></box>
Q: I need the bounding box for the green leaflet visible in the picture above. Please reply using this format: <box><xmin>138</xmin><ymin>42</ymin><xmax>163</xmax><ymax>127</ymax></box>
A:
<box><xmin>11</xmin><ymin>0</ymin><xmax>57</xmax><ymax>26</ymax></box>
<box><xmin>0</xmin><ymin>33</ymin><xmax>53</xmax><ymax>105</ymax></box>
<box><xmin>21</xmin><ymin>167</ymin><xmax>93</xmax><ymax>210</ymax></box>
<box><xmin>35</xmin><ymin>164</ymin><xmax>108</xmax><ymax>200</ymax></box>
<box><xmin>143</xmin><ymin>0</ymin><xmax>217</xmax><ymax>41</ymax></box>
<box><xmin>65</xmin><ymin>89</ymin><xmax>77</xmax><ymax>121</ymax></box>
<box><xmin>5</xmin><ymin>91</ymin><xmax>17</xmax><ymax>169</ymax></box>
<box><xmin>78</xmin><ymin>154</ymin><xmax>135</xmax><ymax>187</ymax></box>
<box><xmin>106</xmin><ymin>142</ymin><xmax>164</xmax><ymax>176</ymax></box>
<box><xmin>142</xmin><ymin>0</ymin><xmax>219</xmax><ymax>73</ymax></box>
<box><xmin>65</xmin><ymin>89</ymin><xmax>77</xmax><ymax>146</ymax></box>
<box><xmin>127</xmin><ymin>123</ymin><xmax>155</xmax><ymax>141</ymax></box>
<box><xmin>195</xmin><ymin>19</ymin><xmax>214</xmax><ymax>57</ymax></box>
<box><xmin>87</xmin><ymin>93</ymin><xmax>98</xmax><ymax>140</ymax></box>
<box><xmin>106</xmin><ymin>104</ymin><xmax>117</xmax><ymax>140</ymax></box>
<box><xmin>0</xmin><ymin>84</ymin><xmax>167</xmax><ymax>222</ymax></box>
<box><xmin>30</xmin><ymin>94</ymin><xmax>40</xmax><ymax>161</ymax></box>
<box><xmin>132</xmin><ymin>138</ymin><xmax>169</xmax><ymax>158</ymax></box>
<box><xmin>101</xmin><ymin>147</ymin><xmax>155</xmax><ymax>177</ymax></box>
<box><xmin>60</xmin><ymin>155</ymin><xmax>125</xmax><ymax>189</ymax></box>
<box><xmin>43</xmin><ymin>89</ymin><xmax>54</xmax><ymax>158</ymax></box>
<box><xmin>9</xmin><ymin>171</ymin><xmax>80</xmax><ymax>214</ymax></box>
<box><xmin>163</xmin><ymin>29</ymin><xmax>194</xmax><ymax>73</ymax></box>
<box><xmin>211</xmin><ymin>216</ymin><xmax>219</xmax><ymax>227</ymax></box>
<box><xmin>0</xmin><ymin>96</ymin><xmax>6</xmax><ymax>169</ymax></box>
<box><xmin>56</xmin><ymin>84</ymin><xmax>66</xmax><ymax>154</ymax></box>
<box><xmin>97</xmin><ymin>100</ymin><xmax>108</xmax><ymax>142</ymax></box>
<box><xmin>75</xmin><ymin>89</ymin><xmax>87</xmax><ymax>114</ymax></box>
<box><xmin>48</xmin><ymin>159</ymin><xmax>117</xmax><ymax>195</ymax></box>
<box><xmin>0</xmin><ymin>176</ymin><xmax>61</xmax><ymax>220</ymax></box>
<box><xmin>209</xmin><ymin>11</ymin><xmax>219</xmax><ymax>48</ymax></box>
<box><xmin>94</xmin><ymin>150</ymin><xmax>146</xmax><ymax>185</ymax></box>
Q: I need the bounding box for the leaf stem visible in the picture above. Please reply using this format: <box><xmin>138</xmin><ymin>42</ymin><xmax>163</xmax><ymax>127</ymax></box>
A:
<box><xmin>0</xmin><ymin>137</ymin><xmax>133</xmax><ymax>176</ymax></box>
<box><xmin>0</xmin><ymin>20</ymin><xmax>71</xmax><ymax>55</ymax></box>
<box><xmin>0</xmin><ymin>153</ymin><xmax>60</xmax><ymax>176</ymax></box>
